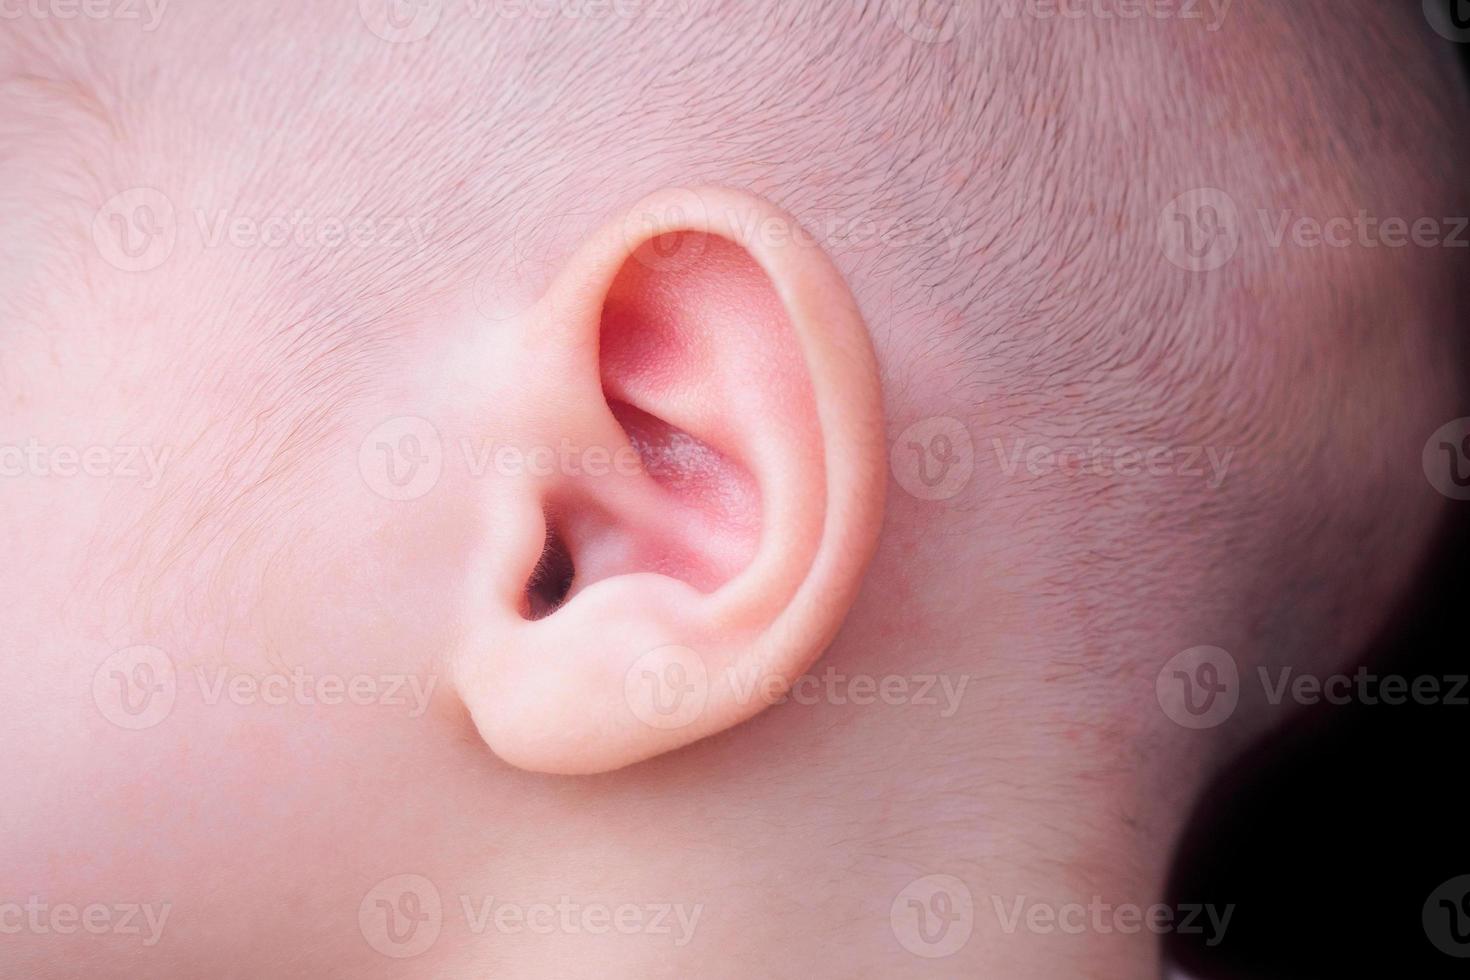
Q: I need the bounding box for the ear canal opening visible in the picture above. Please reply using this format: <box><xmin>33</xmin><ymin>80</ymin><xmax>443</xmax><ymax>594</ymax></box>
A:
<box><xmin>523</xmin><ymin>522</ymin><xmax>575</xmax><ymax>621</ymax></box>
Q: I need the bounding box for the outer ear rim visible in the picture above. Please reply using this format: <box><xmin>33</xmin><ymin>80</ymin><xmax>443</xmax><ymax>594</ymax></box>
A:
<box><xmin>466</xmin><ymin>186</ymin><xmax>886</xmax><ymax>773</ymax></box>
<box><xmin>582</xmin><ymin>186</ymin><xmax>887</xmax><ymax>697</ymax></box>
<box><xmin>704</xmin><ymin>189</ymin><xmax>888</xmax><ymax>684</ymax></box>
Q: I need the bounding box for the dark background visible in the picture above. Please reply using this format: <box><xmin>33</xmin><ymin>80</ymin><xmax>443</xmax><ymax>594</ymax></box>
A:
<box><xmin>1167</xmin><ymin>510</ymin><xmax>1469</xmax><ymax>978</ymax></box>
<box><xmin>1166</xmin><ymin>9</ymin><xmax>1469</xmax><ymax>974</ymax></box>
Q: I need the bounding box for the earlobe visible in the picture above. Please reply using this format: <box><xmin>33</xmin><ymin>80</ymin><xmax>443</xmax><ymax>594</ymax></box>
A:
<box><xmin>452</xmin><ymin>187</ymin><xmax>886</xmax><ymax>774</ymax></box>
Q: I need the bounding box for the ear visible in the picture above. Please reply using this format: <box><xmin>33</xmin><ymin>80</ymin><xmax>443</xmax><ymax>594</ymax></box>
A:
<box><xmin>451</xmin><ymin>187</ymin><xmax>885</xmax><ymax>774</ymax></box>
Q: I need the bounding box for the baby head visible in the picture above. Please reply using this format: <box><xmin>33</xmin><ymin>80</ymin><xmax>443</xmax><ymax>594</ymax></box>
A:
<box><xmin>2</xmin><ymin>1</ymin><xmax>1464</xmax><ymax>976</ymax></box>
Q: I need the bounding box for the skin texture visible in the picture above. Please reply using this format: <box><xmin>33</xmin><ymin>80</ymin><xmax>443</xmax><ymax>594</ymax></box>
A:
<box><xmin>1</xmin><ymin>1</ymin><xmax>1466</xmax><ymax>977</ymax></box>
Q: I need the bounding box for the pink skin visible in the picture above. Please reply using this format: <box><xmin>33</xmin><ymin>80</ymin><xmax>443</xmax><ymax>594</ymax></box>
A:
<box><xmin>2</xmin><ymin>2</ymin><xmax>1466</xmax><ymax>977</ymax></box>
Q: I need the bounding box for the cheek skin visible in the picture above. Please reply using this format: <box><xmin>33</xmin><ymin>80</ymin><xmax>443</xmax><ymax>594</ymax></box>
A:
<box><xmin>3</xmin><ymin>475</ymin><xmax>495</xmax><ymax>973</ymax></box>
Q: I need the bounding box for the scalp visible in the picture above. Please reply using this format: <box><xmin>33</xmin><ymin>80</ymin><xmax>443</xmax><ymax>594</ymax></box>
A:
<box><xmin>3</xmin><ymin>0</ymin><xmax>1465</xmax><ymax>662</ymax></box>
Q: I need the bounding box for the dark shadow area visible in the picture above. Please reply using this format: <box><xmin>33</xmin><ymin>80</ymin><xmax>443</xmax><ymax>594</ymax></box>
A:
<box><xmin>1165</xmin><ymin>506</ymin><xmax>1469</xmax><ymax>977</ymax></box>
<box><xmin>1166</xmin><ymin>18</ymin><xmax>1468</xmax><ymax>975</ymax></box>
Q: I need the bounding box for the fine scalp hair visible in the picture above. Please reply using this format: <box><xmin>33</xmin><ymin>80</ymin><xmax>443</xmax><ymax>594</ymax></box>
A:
<box><xmin>1</xmin><ymin>0</ymin><xmax>1465</xmax><ymax>666</ymax></box>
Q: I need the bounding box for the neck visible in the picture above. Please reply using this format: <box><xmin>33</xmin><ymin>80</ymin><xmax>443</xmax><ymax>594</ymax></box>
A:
<box><xmin>423</xmin><ymin>649</ymin><xmax>1208</xmax><ymax>979</ymax></box>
